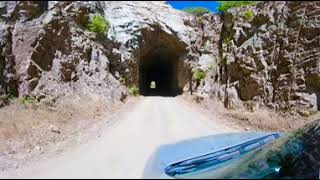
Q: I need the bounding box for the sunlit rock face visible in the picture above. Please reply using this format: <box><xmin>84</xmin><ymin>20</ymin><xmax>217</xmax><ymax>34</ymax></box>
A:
<box><xmin>0</xmin><ymin>1</ymin><xmax>319</xmax><ymax>112</ymax></box>
<box><xmin>199</xmin><ymin>1</ymin><xmax>320</xmax><ymax>112</ymax></box>
<box><xmin>0</xmin><ymin>1</ymin><xmax>127</xmax><ymax>104</ymax></box>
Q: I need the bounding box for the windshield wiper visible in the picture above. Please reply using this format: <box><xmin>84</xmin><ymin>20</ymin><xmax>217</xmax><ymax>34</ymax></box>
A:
<box><xmin>165</xmin><ymin>133</ymin><xmax>281</xmax><ymax>177</ymax></box>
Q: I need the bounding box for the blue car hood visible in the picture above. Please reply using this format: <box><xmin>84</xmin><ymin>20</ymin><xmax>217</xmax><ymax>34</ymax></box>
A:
<box><xmin>143</xmin><ymin>132</ymin><xmax>282</xmax><ymax>179</ymax></box>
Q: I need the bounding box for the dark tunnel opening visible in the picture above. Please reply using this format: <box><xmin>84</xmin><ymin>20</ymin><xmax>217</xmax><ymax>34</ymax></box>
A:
<box><xmin>139</xmin><ymin>47</ymin><xmax>180</xmax><ymax>96</ymax></box>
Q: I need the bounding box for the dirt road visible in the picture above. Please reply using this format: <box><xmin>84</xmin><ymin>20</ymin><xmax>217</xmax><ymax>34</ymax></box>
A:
<box><xmin>1</xmin><ymin>96</ymin><xmax>239</xmax><ymax>179</ymax></box>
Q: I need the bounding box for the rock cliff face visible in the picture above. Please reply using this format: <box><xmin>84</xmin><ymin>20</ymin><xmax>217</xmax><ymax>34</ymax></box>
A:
<box><xmin>0</xmin><ymin>1</ymin><xmax>318</xmax><ymax>113</ymax></box>
<box><xmin>0</xmin><ymin>1</ymin><xmax>127</xmax><ymax>105</ymax></box>
<box><xmin>198</xmin><ymin>1</ymin><xmax>320</xmax><ymax>113</ymax></box>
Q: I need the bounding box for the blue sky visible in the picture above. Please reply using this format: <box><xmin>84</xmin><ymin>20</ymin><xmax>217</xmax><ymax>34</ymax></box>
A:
<box><xmin>166</xmin><ymin>1</ymin><xmax>220</xmax><ymax>13</ymax></box>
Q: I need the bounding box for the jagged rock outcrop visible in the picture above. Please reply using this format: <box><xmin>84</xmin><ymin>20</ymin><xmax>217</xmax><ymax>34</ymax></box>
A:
<box><xmin>0</xmin><ymin>1</ymin><xmax>127</xmax><ymax>104</ymax></box>
<box><xmin>199</xmin><ymin>1</ymin><xmax>320</xmax><ymax>113</ymax></box>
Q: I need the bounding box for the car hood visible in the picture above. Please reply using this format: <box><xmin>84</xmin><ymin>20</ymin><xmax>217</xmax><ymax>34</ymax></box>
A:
<box><xmin>143</xmin><ymin>132</ymin><xmax>283</xmax><ymax>179</ymax></box>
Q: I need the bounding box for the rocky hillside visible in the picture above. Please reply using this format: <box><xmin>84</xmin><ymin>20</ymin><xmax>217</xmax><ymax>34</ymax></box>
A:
<box><xmin>198</xmin><ymin>1</ymin><xmax>320</xmax><ymax>114</ymax></box>
<box><xmin>0</xmin><ymin>1</ymin><xmax>127</xmax><ymax>106</ymax></box>
<box><xmin>0</xmin><ymin>1</ymin><xmax>319</xmax><ymax>114</ymax></box>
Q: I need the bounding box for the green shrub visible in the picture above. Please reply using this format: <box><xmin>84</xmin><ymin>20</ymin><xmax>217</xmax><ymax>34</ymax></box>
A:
<box><xmin>19</xmin><ymin>95</ymin><xmax>37</xmax><ymax>105</ymax></box>
<box><xmin>88</xmin><ymin>14</ymin><xmax>109</xmax><ymax>37</ymax></box>
<box><xmin>216</xmin><ymin>1</ymin><xmax>259</xmax><ymax>13</ymax></box>
<box><xmin>182</xmin><ymin>7</ymin><xmax>210</xmax><ymax>16</ymax></box>
<box><xmin>128</xmin><ymin>85</ymin><xmax>140</xmax><ymax>97</ymax></box>
<box><xmin>244</xmin><ymin>10</ymin><xmax>254</xmax><ymax>21</ymax></box>
<box><xmin>193</xmin><ymin>69</ymin><xmax>206</xmax><ymax>81</ymax></box>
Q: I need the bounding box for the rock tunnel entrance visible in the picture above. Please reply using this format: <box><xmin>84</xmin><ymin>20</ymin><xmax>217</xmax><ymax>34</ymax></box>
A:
<box><xmin>139</xmin><ymin>47</ymin><xmax>180</xmax><ymax>96</ymax></box>
<box><xmin>137</xmin><ymin>26</ymin><xmax>190</xmax><ymax>97</ymax></box>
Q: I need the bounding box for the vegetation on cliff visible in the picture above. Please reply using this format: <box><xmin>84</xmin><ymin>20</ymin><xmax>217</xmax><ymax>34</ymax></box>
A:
<box><xmin>182</xmin><ymin>7</ymin><xmax>209</xmax><ymax>16</ymax></box>
<box><xmin>216</xmin><ymin>1</ymin><xmax>260</xmax><ymax>13</ymax></box>
<box><xmin>128</xmin><ymin>85</ymin><xmax>140</xmax><ymax>97</ymax></box>
<box><xmin>87</xmin><ymin>14</ymin><xmax>110</xmax><ymax>37</ymax></box>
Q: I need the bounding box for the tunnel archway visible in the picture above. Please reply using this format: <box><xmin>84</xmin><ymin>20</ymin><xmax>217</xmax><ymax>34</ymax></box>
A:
<box><xmin>138</xmin><ymin>26</ymin><xmax>190</xmax><ymax>97</ymax></box>
<box><xmin>139</xmin><ymin>47</ymin><xmax>179</xmax><ymax>96</ymax></box>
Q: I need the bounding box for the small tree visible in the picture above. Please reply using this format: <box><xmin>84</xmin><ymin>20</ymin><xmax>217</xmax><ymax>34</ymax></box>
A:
<box><xmin>182</xmin><ymin>7</ymin><xmax>210</xmax><ymax>16</ymax></box>
<box><xmin>88</xmin><ymin>14</ymin><xmax>109</xmax><ymax>38</ymax></box>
